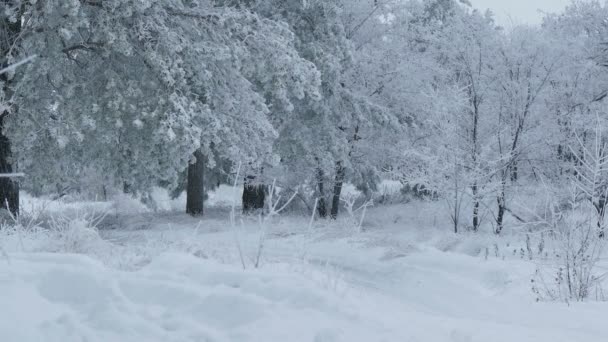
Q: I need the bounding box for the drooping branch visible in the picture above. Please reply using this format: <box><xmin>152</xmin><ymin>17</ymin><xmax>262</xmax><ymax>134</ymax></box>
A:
<box><xmin>61</xmin><ymin>41</ymin><xmax>104</xmax><ymax>54</ymax></box>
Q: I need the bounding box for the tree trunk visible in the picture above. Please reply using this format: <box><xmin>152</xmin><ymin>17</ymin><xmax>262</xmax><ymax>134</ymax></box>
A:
<box><xmin>0</xmin><ymin>20</ymin><xmax>21</xmax><ymax>217</ymax></box>
<box><xmin>496</xmin><ymin>170</ymin><xmax>509</xmax><ymax>234</ymax></box>
<box><xmin>451</xmin><ymin>171</ymin><xmax>460</xmax><ymax>234</ymax></box>
<box><xmin>470</xmin><ymin>93</ymin><xmax>480</xmax><ymax>233</ymax></box>
<box><xmin>594</xmin><ymin>196</ymin><xmax>606</xmax><ymax>238</ymax></box>
<box><xmin>0</xmin><ymin>115</ymin><xmax>18</xmax><ymax>217</ymax></box>
<box><xmin>122</xmin><ymin>181</ymin><xmax>132</xmax><ymax>194</ymax></box>
<box><xmin>0</xmin><ymin>0</ymin><xmax>23</xmax><ymax>217</ymax></box>
<box><xmin>242</xmin><ymin>175</ymin><xmax>266</xmax><ymax>214</ymax></box>
<box><xmin>186</xmin><ymin>150</ymin><xmax>205</xmax><ymax>216</ymax></box>
<box><xmin>510</xmin><ymin>162</ymin><xmax>518</xmax><ymax>182</ymax></box>
<box><xmin>330</xmin><ymin>161</ymin><xmax>345</xmax><ymax>219</ymax></box>
<box><xmin>496</xmin><ymin>194</ymin><xmax>506</xmax><ymax>235</ymax></box>
<box><xmin>472</xmin><ymin>182</ymin><xmax>480</xmax><ymax>232</ymax></box>
<box><xmin>316</xmin><ymin>167</ymin><xmax>327</xmax><ymax>218</ymax></box>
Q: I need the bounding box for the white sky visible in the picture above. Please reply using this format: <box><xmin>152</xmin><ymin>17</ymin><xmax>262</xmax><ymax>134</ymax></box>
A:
<box><xmin>471</xmin><ymin>0</ymin><xmax>573</xmax><ymax>27</ymax></box>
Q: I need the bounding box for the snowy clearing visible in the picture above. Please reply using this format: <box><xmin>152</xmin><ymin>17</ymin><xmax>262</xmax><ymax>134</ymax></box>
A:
<box><xmin>2</xmin><ymin>193</ymin><xmax>608</xmax><ymax>342</ymax></box>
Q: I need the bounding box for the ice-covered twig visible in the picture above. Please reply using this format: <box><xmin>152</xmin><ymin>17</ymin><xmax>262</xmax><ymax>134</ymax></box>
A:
<box><xmin>0</xmin><ymin>55</ymin><xmax>37</xmax><ymax>75</ymax></box>
<box><xmin>230</xmin><ymin>162</ymin><xmax>246</xmax><ymax>270</ymax></box>
<box><xmin>254</xmin><ymin>179</ymin><xmax>297</xmax><ymax>268</ymax></box>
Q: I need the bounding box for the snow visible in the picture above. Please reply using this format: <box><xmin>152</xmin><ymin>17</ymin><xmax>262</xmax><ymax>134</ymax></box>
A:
<box><xmin>2</xmin><ymin>191</ymin><xmax>608</xmax><ymax>341</ymax></box>
<box><xmin>0</xmin><ymin>253</ymin><xmax>376</xmax><ymax>341</ymax></box>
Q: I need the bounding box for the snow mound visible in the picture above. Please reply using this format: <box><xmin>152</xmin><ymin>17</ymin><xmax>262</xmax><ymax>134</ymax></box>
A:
<box><xmin>0</xmin><ymin>253</ymin><xmax>395</xmax><ymax>342</ymax></box>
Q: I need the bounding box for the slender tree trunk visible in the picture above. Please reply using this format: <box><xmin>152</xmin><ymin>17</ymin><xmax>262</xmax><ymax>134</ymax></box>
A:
<box><xmin>186</xmin><ymin>150</ymin><xmax>205</xmax><ymax>216</ymax></box>
<box><xmin>330</xmin><ymin>161</ymin><xmax>345</xmax><ymax>219</ymax></box>
<box><xmin>496</xmin><ymin>169</ymin><xmax>509</xmax><ymax>234</ymax></box>
<box><xmin>496</xmin><ymin>194</ymin><xmax>506</xmax><ymax>235</ymax></box>
<box><xmin>242</xmin><ymin>175</ymin><xmax>266</xmax><ymax>214</ymax></box>
<box><xmin>510</xmin><ymin>162</ymin><xmax>518</xmax><ymax>182</ymax></box>
<box><xmin>472</xmin><ymin>182</ymin><xmax>480</xmax><ymax>232</ymax></box>
<box><xmin>452</xmin><ymin>162</ymin><xmax>460</xmax><ymax>234</ymax></box>
<box><xmin>470</xmin><ymin>94</ymin><xmax>480</xmax><ymax>232</ymax></box>
<box><xmin>316</xmin><ymin>167</ymin><xmax>327</xmax><ymax>218</ymax></box>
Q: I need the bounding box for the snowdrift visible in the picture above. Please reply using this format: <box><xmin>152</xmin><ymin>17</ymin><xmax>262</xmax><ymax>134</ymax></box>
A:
<box><xmin>0</xmin><ymin>253</ymin><xmax>395</xmax><ymax>342</ymax></box>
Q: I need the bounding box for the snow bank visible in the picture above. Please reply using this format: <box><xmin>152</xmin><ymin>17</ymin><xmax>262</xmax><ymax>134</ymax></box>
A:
<box><xmin>3</xmin><ymin>198</ymin><xmax>608</xmax><ymax>342</ymax></box>
<box><xmin>0</xmin><ymin>252</ymin><xmax>398</xmax><ymax>342</ymax></box>
<box><xmin>3</xmin><ymin>247</ymin><xmax>607</xmax><ymax>342</ymax></box>
<box><xmin>20</xmin><ymin>192</ymin><xmax>112</xmax><ymax>219</ymax></box>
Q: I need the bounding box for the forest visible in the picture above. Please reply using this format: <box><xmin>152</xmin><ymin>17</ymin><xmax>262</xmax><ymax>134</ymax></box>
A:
<box><xmin>3</xmin><ymin>0</ymin><xmax>608</xmax><ymax>341</ymax></box>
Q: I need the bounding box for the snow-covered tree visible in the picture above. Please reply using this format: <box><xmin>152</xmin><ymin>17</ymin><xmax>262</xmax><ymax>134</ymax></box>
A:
<box><xmin>221</xmin><ymin>0</ymin><xmax>391</xmax><ymax>218</ymax></box>
<box><xmin>491</xmin><ymin>26</ymin><xmax>559</xmax><ymax>233</ymax></box>
<box><xmin>397</xmin><ymin>3</ymin><xmax>501</xmax><ymax>232</ymax></box>
<box><xmin>5</xmin><ymin>0</ymin><xmax>321</xmax><ymax>215</ymax></box>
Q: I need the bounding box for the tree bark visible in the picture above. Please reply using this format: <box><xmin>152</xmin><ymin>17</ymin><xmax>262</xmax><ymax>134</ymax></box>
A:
<box><xmin>495</xmin><ymin>168</ymin><xmax>510</xmax><ymax>234</ymax></box>
<box><xmin>470</xmin><ymin>91</ymin><xmax>480</xmax><ymax>232</ymax></box>
<box><xmin>0</xmin><ymin>12</ymin><xmax>22</xmax><ymax>217</ymax></box>
<box><xmin>316</xmin><ymin>167</ymin><xmax>327</xmax><ymax>218</ymax></box>
<box><xmin>329</xmin><ymin>125</ymin><xmax>360</xmax><ymax>219</ymax></box>
<box><xmin>242</xmin><ymin>175</ymin><xmax>266</xmax><ymax>214</ymax></box>
<box><xmin>510</xmin><ymin>162</ymin><xmax>518</xmax><ymax>182</ymax></box>
<box><xmin>0</xmin><ymin>115</ymin><xmax>19</xmax><ymax>216</ymax></box>
<box><xmin>472</xmin><ymin>182</ymin><xmax>480</xmax><ymax>232</ymax></box>
<box><xmin>122</xmin><ymin>181</ymin><xmax>132</xmax><ymax>194</ymax></box>
<box><xmin>496</xmin><ymin>194</ymin><xmax>506</xmax><ymax>235</ymax></box>
<box><xmin>330</xmin><ymin>161</ymin><xmax>345</xmax><ymax>219</ymax></box>
<box><xmin>186</xmin><ymin>150</ymin><xmax>205</xmax><ymax>216</ymax></box>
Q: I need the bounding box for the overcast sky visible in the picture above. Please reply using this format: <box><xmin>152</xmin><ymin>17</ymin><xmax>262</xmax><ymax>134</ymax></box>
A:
<box><xmin>471</xmin><ymin>0</ymin><xmax>573</xmax><ymax>27</ymax></box>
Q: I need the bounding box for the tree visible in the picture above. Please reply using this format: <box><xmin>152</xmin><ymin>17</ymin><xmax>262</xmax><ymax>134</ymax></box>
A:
<box><xmin>411</xmin><ymin>5</ymin><xmax>500</xmax><ymax>232</ymax></box>
<box><xmin>0</xmin><ymin>1</ymin><xmax>26</xmax><ymax>216</ymax></box>
<box><xmin>229</xmin><ymin>0</ymin><xmax>385</xmax><ymax>219</ymax></box>
<box><xmin>492</xmin><ymin>27</ymin><xmax>558</xmax><ymax>233</ymax></box>
<box><xmin>6</xmin><ymin>0</ymin><xmax>320</xmax><ymax>216</ymax></box>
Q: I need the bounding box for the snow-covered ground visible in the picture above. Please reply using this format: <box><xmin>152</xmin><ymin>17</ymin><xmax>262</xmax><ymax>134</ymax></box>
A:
<box><xmin>1</xmin><ymin>189</ymin><xmax>608</xmax><ymax>341</ymax></box>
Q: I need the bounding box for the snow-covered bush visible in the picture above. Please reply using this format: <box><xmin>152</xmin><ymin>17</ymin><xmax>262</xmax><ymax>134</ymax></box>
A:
<box><xmin>531</xmin><ymin>200</ymin><xmax>606</xmax><ymax>302</ymax></box>
<box><xmin>529</xmin><ymin>122</ymin><xmax>608</xmax><ymax>301</ymax></box>
<box><xmin>340</xmin><ymin>192</ymin><xmax>373</xmax><ymax>233</ymax></box>
<box><xmin>373</xmin><ymin>180</ymin><xmax>405</xmax><ymax>205</ymax></box>
<box><xmin>47</xmin><ymin>212</ymin><xmax>107</xmax><ymax>254</ymax></box>
<box><xmin>111</xmin><ymin>193</ymin><xmax>150</xmax><ymax>215</ymax></box>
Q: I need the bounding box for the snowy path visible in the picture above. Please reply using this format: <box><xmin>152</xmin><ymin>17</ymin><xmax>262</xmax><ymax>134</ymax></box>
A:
<box><xmin>2</xmin><ymin>211</ymin><xmax>608</xmax><ymax>341</ymax></box>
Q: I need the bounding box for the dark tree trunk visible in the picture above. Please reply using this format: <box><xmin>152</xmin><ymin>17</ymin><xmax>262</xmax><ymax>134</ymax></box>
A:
<box><xmin>0</xmin><ymin>0</ymin><xmax>23</xmax><ymax>217</ymax></box>
<box><xmin>496</xmin><ymin>169</ymin><xmax>509</xmax><ymax>234</ymax></box>
<box><xmin>496</xmin><ymin>194</ymin><xmax>506</xmax><ymax>235</ymax></box>
<box><xmin>470</xmin><ymin>94</ymin><xmax>480</xmax><ymax>233</ymax></box>
<box><xmin>316</xmin><ymin>167</ymin><xmax>327</xmax><ymax>218</ymax></box>
<box><xmin>510</xmin><ymin>162</ymin><xmax>518</xmax><ymax>182</ymax></box>
<box><xmin>186</xmin><ymin>150</ymin><xmax>205</xmax><ymax>216</ymax></box>
<box><xmin>330</xmin><ymin>161</ymin><xmax>345</xmax><ymax>219</ymax></box>
<box><xmin>0</xmin><ymin>116</ymin><xmax>18</xmax><ymax>216</ymax></box>
<box><xmin>122</xmin><ymin>181</ymin><xmax>132</xmax><ymax>194</ymax></box>
<box><xmin>242</xmin><ymin>175</ymin><xmax>266</xmax><ymax>214</ymax></box>
<box><xmin>472</xmin><ymin>182</ymin><xmax>480</xmax><ymax>232</ymax></box>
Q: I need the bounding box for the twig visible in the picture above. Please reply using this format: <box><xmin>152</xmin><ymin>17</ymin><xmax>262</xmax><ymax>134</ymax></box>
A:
<box><xmin>0</xmin><ymin>55</ymin><xmax>37</xmax><ymax>75</ymax></box>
